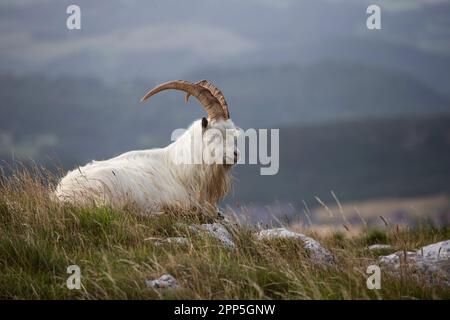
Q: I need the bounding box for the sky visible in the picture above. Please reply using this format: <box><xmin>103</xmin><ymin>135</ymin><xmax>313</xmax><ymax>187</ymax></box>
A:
<box><xmin>1</xmin><ymin>0</ymin><xmax>450</xmax><ymax>81</ymax></box>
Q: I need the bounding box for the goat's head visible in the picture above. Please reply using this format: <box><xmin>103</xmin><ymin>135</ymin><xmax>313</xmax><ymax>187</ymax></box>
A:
<box><xmin>141</xmin><ymin>80</ymin><xmax>240</xmax><ymax>166</ymax></box>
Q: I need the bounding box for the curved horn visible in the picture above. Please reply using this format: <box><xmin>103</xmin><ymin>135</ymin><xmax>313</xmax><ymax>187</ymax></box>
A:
<box><xmin>140</xmin><ymin>80</ymin><xmax>225</xmax><ymax>121</ymax></box>
<box><xmin>185</xmin><ymin>80</ymin><xmax>229</xmax><ymax>119</ymax></box>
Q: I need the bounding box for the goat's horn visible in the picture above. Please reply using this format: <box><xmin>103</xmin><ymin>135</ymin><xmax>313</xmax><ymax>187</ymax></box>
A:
<box><xmin>140</xmin><ymin>80</ymin><xmax>226</xmax><ymax>121</ymax></box>
<box><xmin>185</xmin><ymin>80</ymin><xmax>230</xmax><ymax>119</ymax></box>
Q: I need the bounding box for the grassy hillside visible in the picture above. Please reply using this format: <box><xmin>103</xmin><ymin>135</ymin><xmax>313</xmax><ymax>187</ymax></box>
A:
<box><xmin>0</xmin><ymin>169</ymin><xmax>449</xmax><ymax>299</ymax></box>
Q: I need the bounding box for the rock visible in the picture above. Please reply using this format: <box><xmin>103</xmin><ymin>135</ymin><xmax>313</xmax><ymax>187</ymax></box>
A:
<box><xmin>256</xmin><ymin>228</ymin><xmax>334</xmax><ymax>265</ymax></box>
<box><xmin>194</xmin><ymin>223</ymin><xmax>236</xmax><ymax>249</ymax></box>
<box><xmin>379</xmin><ymin>240</ymin><xmax>450</xmax><ymax>285</ymax></box>
<box><xmin>379</xmin><ymin>250</ymin><xmax>418</xmax><ymax>266</ymax></box>
<box><xmin>155</xmin><ymin>237</ymin><xmax>189</xmax><ymax>246</ymax></box>
<box><xmin>420</xmin><ymin>240</ymin><xmax>450</xmax><ymax>263</ymax></box>
<box><xmin>146</xmin><ymin>274</ymin><xmax>180</xmax><ymax>290</ymax></box>
<box><xmin>368</xmin><ymin>244</ymin><xmax>392</xmax><ymax>251</ymax></box>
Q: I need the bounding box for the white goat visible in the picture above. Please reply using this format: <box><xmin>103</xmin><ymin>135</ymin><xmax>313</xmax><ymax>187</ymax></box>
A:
<box><xmin>55</xmin><ymin>80</ymin><xmax>239</xmax><ymax>213</ymax></box>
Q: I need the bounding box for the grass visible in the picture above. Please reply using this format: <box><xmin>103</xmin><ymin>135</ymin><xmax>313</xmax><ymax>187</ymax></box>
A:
<box><xmin>0</xmin><ymin>167</ymin><xmax>449</xmax><ymax>299</ymax></box>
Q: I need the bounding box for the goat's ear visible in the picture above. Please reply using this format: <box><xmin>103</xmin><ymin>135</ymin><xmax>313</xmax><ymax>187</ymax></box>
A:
<box><xmin>201</xmin><ymin>117</ymin><xmax>208</xmax><ymax>129</ymax></box>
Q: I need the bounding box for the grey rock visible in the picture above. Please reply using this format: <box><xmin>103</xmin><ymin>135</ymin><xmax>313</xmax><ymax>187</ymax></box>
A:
<box><xmin>379</xmin><ymin>250</ymin><xmax>418</xmax><ymax>267</ymax></box>
<box><xmin>146</xmin><ymin>274</ymin><xmax>180</xmax><ymax>290</ymax></box>
<box><xmin>379</xmin><ymin>240</ymin><xmax>450</xmax><ymax>285</ymax></box>
<box><xmin>368</xmin><ymin>244</ymin><xmax>392</xmax><ymax>251</ymax></box>
<box><xmin>155</xmin><ymin>237</ymin><xmax>189</xmax><ymax>246</ymax></box>
<box><xmin>256</xmin><ymin>228</ymin><xmax>334</xmax><ymax>265</ymax></box>
<box><xmin>196</xmin><ymin>223</ymin><xmax>236</xmax><ymax>249</ymax></box>
<box><xmin>421</xmin><ymin>240</ymin><xmax>450</xmax><ymax>263</ymax></box>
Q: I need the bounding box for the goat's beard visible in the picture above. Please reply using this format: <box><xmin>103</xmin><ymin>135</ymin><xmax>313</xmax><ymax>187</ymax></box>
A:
<box><xmin>196</xmin><ymin>164</ymin><xmax>232</xmax><ymax>206</ymax></box>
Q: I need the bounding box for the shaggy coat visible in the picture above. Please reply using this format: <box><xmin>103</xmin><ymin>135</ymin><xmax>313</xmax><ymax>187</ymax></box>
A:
<box><xmin>55</xmin><ymin>118</ymin><xmax>239</xmax><ymax>213</ymax></box>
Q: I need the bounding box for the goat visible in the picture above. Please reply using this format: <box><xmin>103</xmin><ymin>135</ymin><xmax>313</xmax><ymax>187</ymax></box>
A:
<box><xmin>55</xmin><ymin>80</ymin><xmax>239</xmax><ymax>213</ymax></box>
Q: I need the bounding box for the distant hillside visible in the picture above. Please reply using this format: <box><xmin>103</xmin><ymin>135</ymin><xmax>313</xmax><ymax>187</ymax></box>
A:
<box><xmin>309</xmin><ymin>37</ymin><xmax>450</xmax><ymax>99</ymax></box>
<box><xmin>1</xmin><ymin>62</ymin><xmax>449</xmax><ymax>162</ymax></box>
<box><xmin>190</xmin><ymin>61</ymin><xmax>450</xmax><ymax>127</ymax></box>
<box><xmin>1</xmin><ymin>71</ymin><xmax>450</xmax><ymax>209</ymax></box>
<box><xmin>232</xmin><ymin>116</ymin><xmax>450</xmax><ymax>207</ymax></box>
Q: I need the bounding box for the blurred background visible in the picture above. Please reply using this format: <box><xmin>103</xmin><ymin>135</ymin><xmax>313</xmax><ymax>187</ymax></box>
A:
<box><xmin>1</xmin><ymin>0</ymin><xmax>450</xmax><ymax>228</ymax></box>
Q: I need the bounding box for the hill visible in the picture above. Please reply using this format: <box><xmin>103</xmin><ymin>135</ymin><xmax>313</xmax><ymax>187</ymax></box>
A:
<box><xmin>1</xmin><ymin>62</ymin><xmax>449</xmax><ymax>163</ymax></box>
<box><xmin>0</xmin><ymin>170</ymin><xmax>449</xmax><ymax>299</ymax></box>
<box><xmin>233</xmin><ymin>116</ymin><xmax>450</xmax><ymax>208</ymax></box>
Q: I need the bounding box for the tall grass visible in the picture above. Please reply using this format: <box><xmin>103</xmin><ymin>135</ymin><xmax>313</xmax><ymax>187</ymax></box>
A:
<box><xmin>0</xmin><ymin>167</ymin><xmax>449</xmax><ymax>299</ymax></box>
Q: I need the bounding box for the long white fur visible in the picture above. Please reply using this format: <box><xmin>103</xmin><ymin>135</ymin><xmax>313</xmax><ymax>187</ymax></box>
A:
<box><xmin>54</xmin><ymin>118</ymin><xmax>239</xmax><ymax>213</ymax></box>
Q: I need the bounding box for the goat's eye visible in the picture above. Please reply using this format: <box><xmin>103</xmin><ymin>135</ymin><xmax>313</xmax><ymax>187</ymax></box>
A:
<box><xmin>201</xmin><ymin>117</ymin><xmax>208</xmax><ymax>129</ymax></box>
